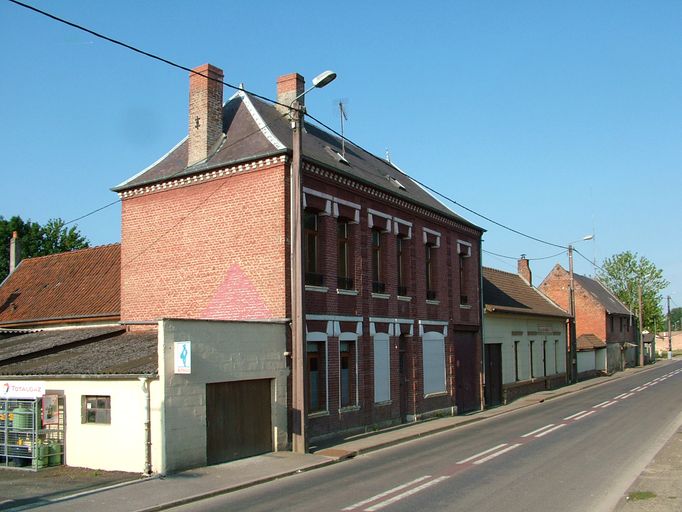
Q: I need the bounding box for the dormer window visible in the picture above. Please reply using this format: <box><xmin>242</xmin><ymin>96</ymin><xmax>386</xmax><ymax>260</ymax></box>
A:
<box><xmin>325</xmin><ymin>146</ymin><xmax>350</xmax><ymax>165</ymax></box>
<box><xmin>386</xmin><ymin>175</ymin><xmax>406</xmax><ymax>191</ymax></box>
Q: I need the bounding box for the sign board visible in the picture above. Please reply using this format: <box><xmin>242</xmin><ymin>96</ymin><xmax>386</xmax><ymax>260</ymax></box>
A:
<box><xmin>1</xmin><ymin>381</ymin><xmax>46</xmax><ymax>399</ymax></box>
<box><xmin>42</xmin><ymin>394</ymin><xmax>59</xmax><ymax>425</ymax></box>
<box><xmin>174</xmin><ymin>341</ymin><xmax>192</xmax><ymax>374</ymax></box>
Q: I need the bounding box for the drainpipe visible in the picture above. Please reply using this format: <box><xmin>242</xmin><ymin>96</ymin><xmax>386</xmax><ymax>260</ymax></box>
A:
<box><xmin>139</xmin><ymin>377</ymin><xmax>152</xmax><ymax>476</ymax></box>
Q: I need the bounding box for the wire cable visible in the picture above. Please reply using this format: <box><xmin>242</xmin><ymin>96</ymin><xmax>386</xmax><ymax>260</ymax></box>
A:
<box><xmin>483</xmin><ymin>249</ymin><xmax>567</xmax><ymax>261</ymax></box>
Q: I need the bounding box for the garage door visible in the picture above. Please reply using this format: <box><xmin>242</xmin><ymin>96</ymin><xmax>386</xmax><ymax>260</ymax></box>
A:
<box><xmin>206</xmin><ymin>379</ymin><xmax>272</xmax><ymax>465</ymax></box>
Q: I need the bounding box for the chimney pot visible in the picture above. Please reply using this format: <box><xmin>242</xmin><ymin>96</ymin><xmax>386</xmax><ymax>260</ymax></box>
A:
<box><xmin>276</xmin><ymin>73</ymin><xmax>305</xmax><ymax>115</ymax></box>
<box><xmin>188</xmin><ymin>63</ymin><xmax>224</xmax><ymax>167</ymax></box>
<box><xmin>518</xmin><ymin>256</ymin><xmax>532</xmax><ymax>286</ymax></box>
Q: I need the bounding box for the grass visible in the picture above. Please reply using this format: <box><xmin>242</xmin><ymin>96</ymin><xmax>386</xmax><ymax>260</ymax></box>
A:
<box><xmin>627</xmin><ymin>491</ymin><xmax>657</xmax><ymax>501</ymax></box>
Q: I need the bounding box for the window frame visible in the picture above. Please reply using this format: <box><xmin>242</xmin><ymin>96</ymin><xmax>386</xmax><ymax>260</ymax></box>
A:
<box><xmin>82</xmin><ymin>395</ymin><xmax>111</xmax><ymax>424</ymax></box>
<box><xmin>304</xmin><ymin>210</ymin><xmax>323</xmax><ymax>286</ymax></box>
<box><xmin>371</xmin><ymin>228</ymin><xmax>385</xmax><ymax>293</ymax></box>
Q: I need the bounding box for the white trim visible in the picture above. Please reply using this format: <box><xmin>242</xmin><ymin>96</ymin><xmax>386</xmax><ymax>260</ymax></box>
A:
<box><xmin>238</xmin><ymin>91</ymin><xmax>285</xmax><ymax>150</ymax></box>
<box><xmin>426</xmin><ymin>299</ymin><xmax>441</xmax><ymax>306</ymax></box>
<box><xmin>339</xmin><ymin>332</ymin><xmax>360</xmax><ymax>407</ymax></box>
<box><xmin>397</xmin><ymin>295</ymin><xmax>413</xmax><ymax>302</ymax></box>
<box><xmin>393</xmin><ymin>217</ymin><xmax>413</xmax><ymax>239</ymax></box>
<box><xmin>116</xmin><ymin>136</ymin><xmax>187</xmax><ymax>188</ymax></box>
<box><xmin>457</xmin><ymin>239</ymin><xmax>472</xmax><ymax>257</ymax></box>
<box><xmin>371</xmin><ymin>293</ymin><xmax>391</xmax><ymax>300</ymax></box>
<box><xmin>418</xmin><ymin>319</ymin><xmax>449</xmax><ymax>337</ymax></box>
<box><xmin>336</xmin><ymin>289</ymin><xmax>359</xmax><ymax>296</ymax></box>
<box><xmin>333</xmin><ymin>197</ymin><xmax>361</xmax><ymax>224</ymax></box>
<box><xmin>306</xmin><ymin>314</ymin><xmax>362</xmax><ymax>323</ymax></box>
<box><xmin>368</xmin><ymin>208</ymin><xmax>392</xmax><ymax>232</ymax></box>
<box><xmin>423</xmin><ymin>227</ymin><xmax>441</xmax><ymax>248</ymax></box>
<box><xmin>306</xmin><ymin>331</ymin><xmax>327</xmax><ymax>343</ymax></box>
<box><xmin>305</xmin><ymin>285</ymin><xmax>329</xmax><ymax>293</ymax></box>
<box><xmin>302</xmin><ymin>187</ymin><xmax>333</xmax><ymax>201</ymax></box>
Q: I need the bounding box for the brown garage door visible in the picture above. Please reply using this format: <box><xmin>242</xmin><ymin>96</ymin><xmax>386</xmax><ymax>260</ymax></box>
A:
<box><xmin>206</xmin><ymin>379</ymin><xmax>272</xmax><ymax>465</ymax></box>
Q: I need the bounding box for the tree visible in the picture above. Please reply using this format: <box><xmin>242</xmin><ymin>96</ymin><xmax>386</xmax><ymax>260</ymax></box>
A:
<box><xmin>0</xmin><ymin>215</ymin><xmax>89</xmax><ymax>282</ymax></box>
<box><xmin>597</xmin><ymin>251</ymin><xmax>668</xmax><ymax>333</ymax></box>
<box><xmin>670</xmin><ymin>307</ymin><xmax>682</xmax><ymax>332</ymax></box>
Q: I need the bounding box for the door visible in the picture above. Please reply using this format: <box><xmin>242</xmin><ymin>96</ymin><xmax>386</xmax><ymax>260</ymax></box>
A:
<box><xmin>484</xmin><ymin>344</ymin><xmax>503</xmax><ymax>407</ymax></box>
<box><xmin>455</xmin><ymin>331</ymin><xmax>481</xmax><ymax>413</ymax></box>
<box><xmin>206</xmin><ymin>379</ymin><xmax>272</xmax><ymax>465</ymax></box>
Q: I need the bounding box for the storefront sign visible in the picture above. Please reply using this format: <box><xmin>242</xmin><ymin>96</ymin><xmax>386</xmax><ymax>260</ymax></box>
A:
<box><xmin>1</xmin><ymin>381</ymin><xmax>46</xmax><ymax>399</ymax></box>
<box><xmin>42</xmin><ymin>394</ymin><xmax>59</xmax><ymax>425</ymax></box>
<box><xmin>174</xmin><ymin>341</ymin><xmax>191</xmax><ymax>374</ymax></box>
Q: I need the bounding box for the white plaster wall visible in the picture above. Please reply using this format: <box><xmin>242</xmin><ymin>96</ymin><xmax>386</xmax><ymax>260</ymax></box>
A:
<box><xmin>577</xmin><ymin>351</ymin><xmax>596</xmax><ymax>372</ymax></box>
<box><xmin>46</xmin><ymin>378</ymin><xmax>162</xmax><ymax>473</ymax></box>
<box><xmin>159</xmin><ymin>319</ymin><xmax>288</xmax><ymax>474</ymax></box>
<box><xmin>595</xmin><ymin>348</ymin><xmax>607</xmax><ymax>371</ymax></box>
<box><xmin>483</xmin><ymin>313</ymin><xmax>567</xmax><ymax>385</ymax></box>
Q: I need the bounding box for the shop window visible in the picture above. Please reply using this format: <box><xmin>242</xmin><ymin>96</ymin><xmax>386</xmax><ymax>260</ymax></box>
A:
<box><xmin>82</xmin><ymin>395</ymin><xmax>111</xmax><ymax>424</ymax></box>
<box><xmin>397</xmin><ymin>235</ymin><xmax>409</xmax><ymax>296</ymax></box>
<box><xmin>371</xmin><ymin>229</ymin><xmax>385</xmax><ymax>293</ymax></box>
<box><xmin>337</xmin><ymin>220</ymin><xmax>353</xmax><ymax>290</ymax></box>
<box><xmin>373</xmin><ymin>333</ymin><xmax>391</xmax><ymax>403</ymax></box>
<box><xmin>340</xmin><ymin>340</ymin><xmax>357</xmax><ymax>407</ymax></box>
<box><xmin>422</xmin><ymin>331</ymin><xmax>446</xmax><ymax>395</ymax></box>
<box><xmin>425</xmin><ymin>243</ymin><xmax>436</xmax><ymax>300</ymax></box>
<box><xmin>307</xmin><ymin>342</ymin><xmax>326</xmax><ymax>412</ymax></box>
<box><xmin>304</xmin><ymin>211</ymin><xmax>323</xmax><ymax>286</ymax></box>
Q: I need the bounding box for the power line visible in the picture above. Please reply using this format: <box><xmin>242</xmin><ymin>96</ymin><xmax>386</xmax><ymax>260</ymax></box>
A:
<box><xmin>6</xmin><ymin>0</ymin><xmax>288</xmax><ymax>110</ymax></box>
<box><xmin>482</xmin><ymin>249</ymin><xmax>567</xmax><ymax>261</ymax></box>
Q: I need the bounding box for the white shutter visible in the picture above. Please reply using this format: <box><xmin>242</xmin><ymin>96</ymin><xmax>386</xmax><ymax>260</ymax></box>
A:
<box><xmin>373</xmin><ymin>333</ymin><xmax>390</xmax><ymax>402</ymax></box>
<box><xmin>423</xmin><ymin>331</ymin><xmax>446</xmax><ymax>394</ymax></box>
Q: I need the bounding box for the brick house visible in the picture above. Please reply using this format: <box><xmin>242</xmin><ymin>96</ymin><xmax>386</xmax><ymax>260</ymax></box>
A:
<box><xmin>113</xmin><ymin>64</ymin><xmax>485</xmax><ymax>445</ymax></box>
<box><xmin>539</xmin><ymin>264</ymin><xmax>637</xmax><ymax>372</ymax></box>
<box><xmin>482</xmin><ymin>258</ymin><xmax>569</xmax><ymax>406</ymax></box>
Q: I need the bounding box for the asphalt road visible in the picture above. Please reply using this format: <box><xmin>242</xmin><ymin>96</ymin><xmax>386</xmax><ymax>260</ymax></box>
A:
<box><xmin>170</xmin><ymin>361</ymin><xmax>682</xmax><ymax>512</ymax></box>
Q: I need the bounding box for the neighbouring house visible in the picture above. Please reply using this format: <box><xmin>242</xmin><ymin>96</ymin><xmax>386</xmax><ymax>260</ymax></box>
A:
<box><xmin>575</xmin><ymin>334</ymin><xmax>607</xmax><ymax>378</ymax></box>
<box><xmin>656</xmin><ymin>331</ymin><xmax>682</xmax><ymax>355</ymax></box>
<box><xmin>482</xmin><ymin>258</ymin><xmax>569</xmax><ymax>406</ymax></box>
<box><xmin>112</xmin><ymin>63</ymin><xmax>485</xmax><ymax>462</ymax></box>
<box><xmin>539</xmin><ymin>265</ymin><xmax>638</xmax><ymax>374</ymax></box>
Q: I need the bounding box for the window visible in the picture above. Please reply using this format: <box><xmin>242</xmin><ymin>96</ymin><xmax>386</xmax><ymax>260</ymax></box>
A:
<box><xmin>373</xmin><ymin>333</ymin><xmax>391</xmax><ymax>403</ymax></box>
<box><xmin>610</xmin><ymin>316</ymin><xmax>614</xmax><ymax>332</ymax></box>
<box><xmin>307</xmin><ymin>342</ymin><xmax>326</xmax><ymax>412</ymax></box>
<box><xmin>554</xmin><ymin>340</ymin><xmax>560</xmax><ymax>374</ymax></box>
<box><xmin>425</xmin><ymin>244</ymin><xmax>436</xmax><ymax>300</ymax></box>
<box><xmin>458</xmin><ymin>253</ymin><xmax>467</xmax><ymax>305</ymax></box>
<box><xmin>340</xmin><ymin>339</ymin><xmax>357</xmax><ymax>407</ymax></box>
<box><xmin>619</xmin><ymin>317</ymin><xmax>623</xmax><ymax>332</ymax></box>
<box><xmin>529</xmin><ymin>340</ymin><xmax>535</xmax><ymax>378</ymax></box>
<box><xmin>337</xmin><ymin>220</ymin><xmax>353</xmax><ymax>290</ymax></box>
<box><xmin>371</xmin><ymin>229</ymin><xmax>385</xmax><ymax>293</ymax></box>
<box><xmin>82</xmin><ymin>395</ymin><xmax>111</xmax><ymax>424</ymax></box>
<box><xmin>397</xmin><ymin>235</ymin><xmax>408</xmax><ymax>296</ymax></box>
<box><xmin>423</xmin><ymin>331</ymin><xmax>446</xmax><ymax>395</ymax></box>
<box><xmin>304</xmin><ymin>211</ymin><xmax>323</xmax><ymax>286</ymax></box>
<box><xmin>514</xmin><ymin>341</ymin><xmax>520</xmax><ymax>381</ymax></box>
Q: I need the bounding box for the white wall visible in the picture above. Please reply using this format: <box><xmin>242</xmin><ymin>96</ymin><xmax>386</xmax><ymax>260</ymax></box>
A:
<box><xmin>577</xmin><ymin>351</ymin><xmax>596</xmax><ymax>373</ymax></box>
<box><xmin>47</xmin><ymin>378</ymin><xmax>161</xmax><ymax>473</ymax></box>
<box><xmin>483</xmin><ymin>313</ymin><xmax>567</xmax><ymax>385</ymax></box>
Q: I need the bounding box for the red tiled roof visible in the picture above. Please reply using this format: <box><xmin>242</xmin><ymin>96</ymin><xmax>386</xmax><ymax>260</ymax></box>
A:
<box><xmin>577</xmin><ymin>333</ymin><xmax>607</xmax><ymax>351</ymax></box>
<box><xmin>0</xmin><ymin>244</ymin><xmax>120</xmax><ymax>327</ymax></box>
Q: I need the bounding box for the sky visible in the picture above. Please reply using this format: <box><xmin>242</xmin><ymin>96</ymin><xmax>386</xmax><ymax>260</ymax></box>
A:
<box><xmin>1</xmin><ymin>0</ymin><xmax>680</xmax><ymax>310</ymax></box>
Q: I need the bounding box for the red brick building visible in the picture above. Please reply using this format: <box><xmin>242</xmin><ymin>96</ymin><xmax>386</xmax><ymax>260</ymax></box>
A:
<box><xmin>113</xmin><ymin>64</ymin><xmax>484</xmax><ymax>443</ymax></box>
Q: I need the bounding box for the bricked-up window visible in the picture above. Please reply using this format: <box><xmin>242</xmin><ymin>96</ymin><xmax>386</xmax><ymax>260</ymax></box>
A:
<box><xmin>307</xmin><ymin>342</ymin><xmax>326</xmax><ymax>412</ymax></box>
<box><xmin>340</xmin><ymin>339</ymin><xmax>357</xmax><ymax>407</ymax></box>
<box><xmin>397</xmin><ymin>235</ymin><xmax>408</xmax><ymax>296</ymax></box>
<box><xmin>82</xmin><ymin>395</ymin><xmax>111</xmax><ymax>424</ymax></box>
<box><xmin>337</xmin><ymin>220</ymin><xmax>353</xmax><ymax>290</ymax></box>
<box><xmin>304</xmin><ymin>211</ymin><xmax>323</xmax><ymax>286</ymax></box>
<box><xmin>425</xmin><ymin>244</ymin><xmax>436</xmax><ymax>300</ymax></box>
<box><xmin>514</xmin><ymin>341</ymin><xmax>520</xmax><ymax>381</ymax></box>
<box><xmin>371</xmin><ymin>229</ymin><xmax>385</xmax><ymax>293</ymax></box>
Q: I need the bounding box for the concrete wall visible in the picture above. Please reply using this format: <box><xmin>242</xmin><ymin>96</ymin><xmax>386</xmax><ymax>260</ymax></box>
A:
<box><xmin>483</xmin><ymin>312</ymin><xmax>567</xmax><ymax>402</ymax></box>
<box><xmin>159</xmin><ymin>318</ymin><xmax>288</xmax><ymax>474</ymax></box>
<box><xmin>44</xmin><ymin>378</ymin><xmax>162</xmax><ymax>473</ymax></box>
<box><xmin>607</xmin><ymin>342</ymin><xmax>624</xmax><ymax>373</ymax></box>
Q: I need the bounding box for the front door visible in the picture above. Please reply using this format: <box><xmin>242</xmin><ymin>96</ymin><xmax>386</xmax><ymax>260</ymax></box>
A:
<box><xmin>455</xmin><ymin>331</ymin><xmax>481</xmax><ymax>414</ymax></box>
<box><xmin>484</xmin><ymin>343</ymin><xmax>503</xmax><ymax>407</ymax></box>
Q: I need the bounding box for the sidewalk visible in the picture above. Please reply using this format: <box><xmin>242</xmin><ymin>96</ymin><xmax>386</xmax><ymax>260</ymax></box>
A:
<box><xmin>1</xmin><ymin>361</ymin><xmax>675</xmax><ymax>512</ymax></box>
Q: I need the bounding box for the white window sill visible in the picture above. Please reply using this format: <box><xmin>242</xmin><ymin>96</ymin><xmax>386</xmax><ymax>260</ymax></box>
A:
<box><xmin>337</xmin><ymin>289</ymin><xmax>359</xmax><ymax>296</ymax></box>
<box><xmin>374</xmin><ymin>400</ymin><xmax>392</xmax><ymax>406</ymax></box>
<box><xmin>459</xmin><ymin>304</ymin><xmax>472</xmax><ymax>309</ymax></box>
<box><xmin>308</xmin><ymin>410</ymin><xmax>330</xmax><ymax>418</ymax></box>
<box><xmin>339</xmin><ymin>405</ymin><xmax>361</xmax><ymax>414</ymax></box>
<box><xmin>426</xmin><ymin>299</ymin><xmax>440</xmax><ymax>306</ymax></box>
<box><xmin>372</xmin><ymin>293</ymin><xmax>391</xmax><ymax>300</ymax></box>
<box><xmin>397</xmin><ymin>295</ymin><xmax>412</xmax><ymax>302</ymax></box>
<box><xmin>305</xmin><ymin>285</ymin><xmax>329</xmax><ymax>293</ymax></box>
<box><xmin>424</xmin><ymin>391</ymin><xmax>448</xmax><ymax>399</ymax></box>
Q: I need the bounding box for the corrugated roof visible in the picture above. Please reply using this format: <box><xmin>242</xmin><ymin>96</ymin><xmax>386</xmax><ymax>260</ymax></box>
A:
<box><xmin>0</xmin><ymin>330</ymin><xmax>157</xmax><ymax>376</ymax></box>
<box><xmin>114</xmin><ymin>92</ymin><xmax>482</xmax><ymax>232</ymax></box>
<box><xmin>574</xmin><ymin>273</ymin><xmax>632</xmax><ymax>316</ymax></box>
<box><xmin>483</xmin><ymin>267</ymin><xmax>569</xmax><ymax>318</ymax></box>
<box><xmin>0</xmin><ymin>244</ymin><xmax>120</xmax><ymax>327</ymax></box>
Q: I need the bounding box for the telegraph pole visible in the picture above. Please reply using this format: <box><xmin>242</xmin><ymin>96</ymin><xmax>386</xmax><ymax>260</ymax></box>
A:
<box><xmin>568</xmin><ymin>245</ymin><xmax>578</xmax><ymax>384</ymax></box>
<box><xmin>638</xmin><ymin>282</ymin><xmax>644</xmax><ymax>366</ymax></box>
<box><xmin>668</xmin><ymin>296</ymin><xmax>673</xmax><ymax>360</ymax></box>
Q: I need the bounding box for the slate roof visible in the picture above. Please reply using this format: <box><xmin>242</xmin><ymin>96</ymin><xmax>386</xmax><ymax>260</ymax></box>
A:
<box><xmin>573</xmin><ymin>273</ymin><xmax>632</xmax><ymax>316</ymax></box>
<box><xmin>577</xmin><ymin>333</ymin><xmax>607</xmax><ymax>351</ymax></box>
<box><xmin>483</xmin><ymin>267</ymin><xmax>569</xmax><ymax>318</ymax></box>
<box><xmin>0</xmin><ymin>244</ymin><xmax>120</xmax><ymax>327</ymax></box>
<box><xmin>114</xmin><ymin>92</ymin><xmax>482</xmax><ymax>232</ymax></box>
<box><xmin>0</xmin><ymin>328</ymin><xmax>157</xmax><ymax>376</ymax></box>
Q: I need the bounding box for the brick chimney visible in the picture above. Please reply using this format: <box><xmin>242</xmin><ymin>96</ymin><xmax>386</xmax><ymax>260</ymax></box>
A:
<box><xmin>518</xmin><ymin>255</ymin><xmax>532</xmax><ymax>286</ymax></box>
<box><xmin>188</xmin><ymin>64</ymin><xmax>224</xmax><ymax>167</ymax></box>
<box><xmin>275</xmin><ymin>73</ymin><xmax>305</xmax><ymax>115</ymax></box>
<box><xmin>9</xmin><ymin>231</ymin><xmax>20</xmax><ymax>274</ymax></box>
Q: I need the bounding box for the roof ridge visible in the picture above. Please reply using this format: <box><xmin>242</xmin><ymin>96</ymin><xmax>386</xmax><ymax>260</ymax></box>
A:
<box><xmin>482</xmin><ymin>266</ymin><xmax>520</xmax><ymax>278</ymax></box>
<box><xmin>238</xmin><ymin>91</ymin><xmax>286</xmax><ymax>151</ymax></box>
<box><xmin>18</xmin><ymin>243</ymin><xmax>120</xmax><ymax>264</ymax></box>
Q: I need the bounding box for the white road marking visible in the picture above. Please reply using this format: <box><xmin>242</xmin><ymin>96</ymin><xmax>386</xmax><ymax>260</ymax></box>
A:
<box><xmin>472</xmin><ymin>443</ymin><xmax>522</xmax><ymax>464</ymax></box>
<box><xmin>602</xmin><ymin>400</ymin><xmax>617</xmax><ymax>408</ymax></box>
<box><xmin>572</xmin><ymin>410</ymin><xmax>596</xmax><ymax>421</ymax></box>
<box><xmin>535</xmin><ymin>424</ymin><xmax>566</xmax><ymax>437</ymax></box>
<box><xmin>594</xmin><ymin>400</ymin><xmax>612</xmax><ymax>408</ymax></box>
<box><xmin>619</xmin><ymin>392</ymin><xmax>635</xmax><ymax>399</ymax></box>
<box><xmin>365</xmin><ymin>476</ymin><xmax>450</xmax><ymax>511</ymax></box>
<box><xmin>521</xmin><ymin>424</ymin><xmax>555</xmax><ymax>437</ymax></box>
<box><xmin>614</xmin><ymin>393</ymin><xmax>628</xmax><ymax>399</ymax></box>
<box><xmin>564</xmin><ymin>411</ymin><xmax>587</xmax><ymax>420</ymax></box>
<box><xmin>342</xmin><ymin>476</ymin><xmax>432</xmax><ymax>510</ymax></box>
<box><xmin>457</xmin><ymin>444</ymin><xmax>508</xmax><ymax>464</ymax></box>
<box><xmin>630</xmin><ymin>386</ymin><xmax>643</xmax><ymax>392</ymax></box>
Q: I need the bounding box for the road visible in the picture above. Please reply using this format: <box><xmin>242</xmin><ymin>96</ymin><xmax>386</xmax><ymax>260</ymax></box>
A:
<box><xmin>170</xmin><ymin>361</ymin><xmax>682</xmax><ymax>512</ymax></box>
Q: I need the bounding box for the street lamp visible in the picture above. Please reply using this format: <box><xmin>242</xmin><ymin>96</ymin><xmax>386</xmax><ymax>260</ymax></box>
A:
<box><xmin>290</xmin><ymin>70</ymin><xmax>336</xmax><ymax>454</ymax></box>
<box><xmin>568</xmin><ymin>235</ymin><xmax>593</xmax><ymax>384</ymax></box>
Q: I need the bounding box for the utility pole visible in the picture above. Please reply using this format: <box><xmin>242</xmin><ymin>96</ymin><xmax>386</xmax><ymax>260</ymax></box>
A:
<box><xmin>638</xmin><ymin>282</ymin><xmax>644</xmax><ymax>366</ymax></box>
<box><xmin>568</xmin><ymin>245</ymin><xmax>578</xmax><ymax>384</ymax></box>
<box><xmin>668</xmin><ymin>295</ymin><xmax>673</xmax><ymax>360</ymax></box>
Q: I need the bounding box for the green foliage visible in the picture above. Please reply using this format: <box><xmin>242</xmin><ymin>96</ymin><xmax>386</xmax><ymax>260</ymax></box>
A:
<box><xmin>670</xmin><ymin>307</ymin><xmax>682</xmax><ymax>331</ymax></box>
<box><xmin>597</xmin><ymin>251</ymin><xmax>668</xmax><ymax>333</ymax></box>
<box><xmin>0</xmin><ymin>215</ymin><xmax>89</xmax><ymax>282</ymax></box>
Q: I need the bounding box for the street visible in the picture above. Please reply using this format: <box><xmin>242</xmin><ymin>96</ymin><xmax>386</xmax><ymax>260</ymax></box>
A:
<box><xmin>169</xmin><ymin>362</ymin><xmax>682</xmax><ymax>512</ymax></box>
